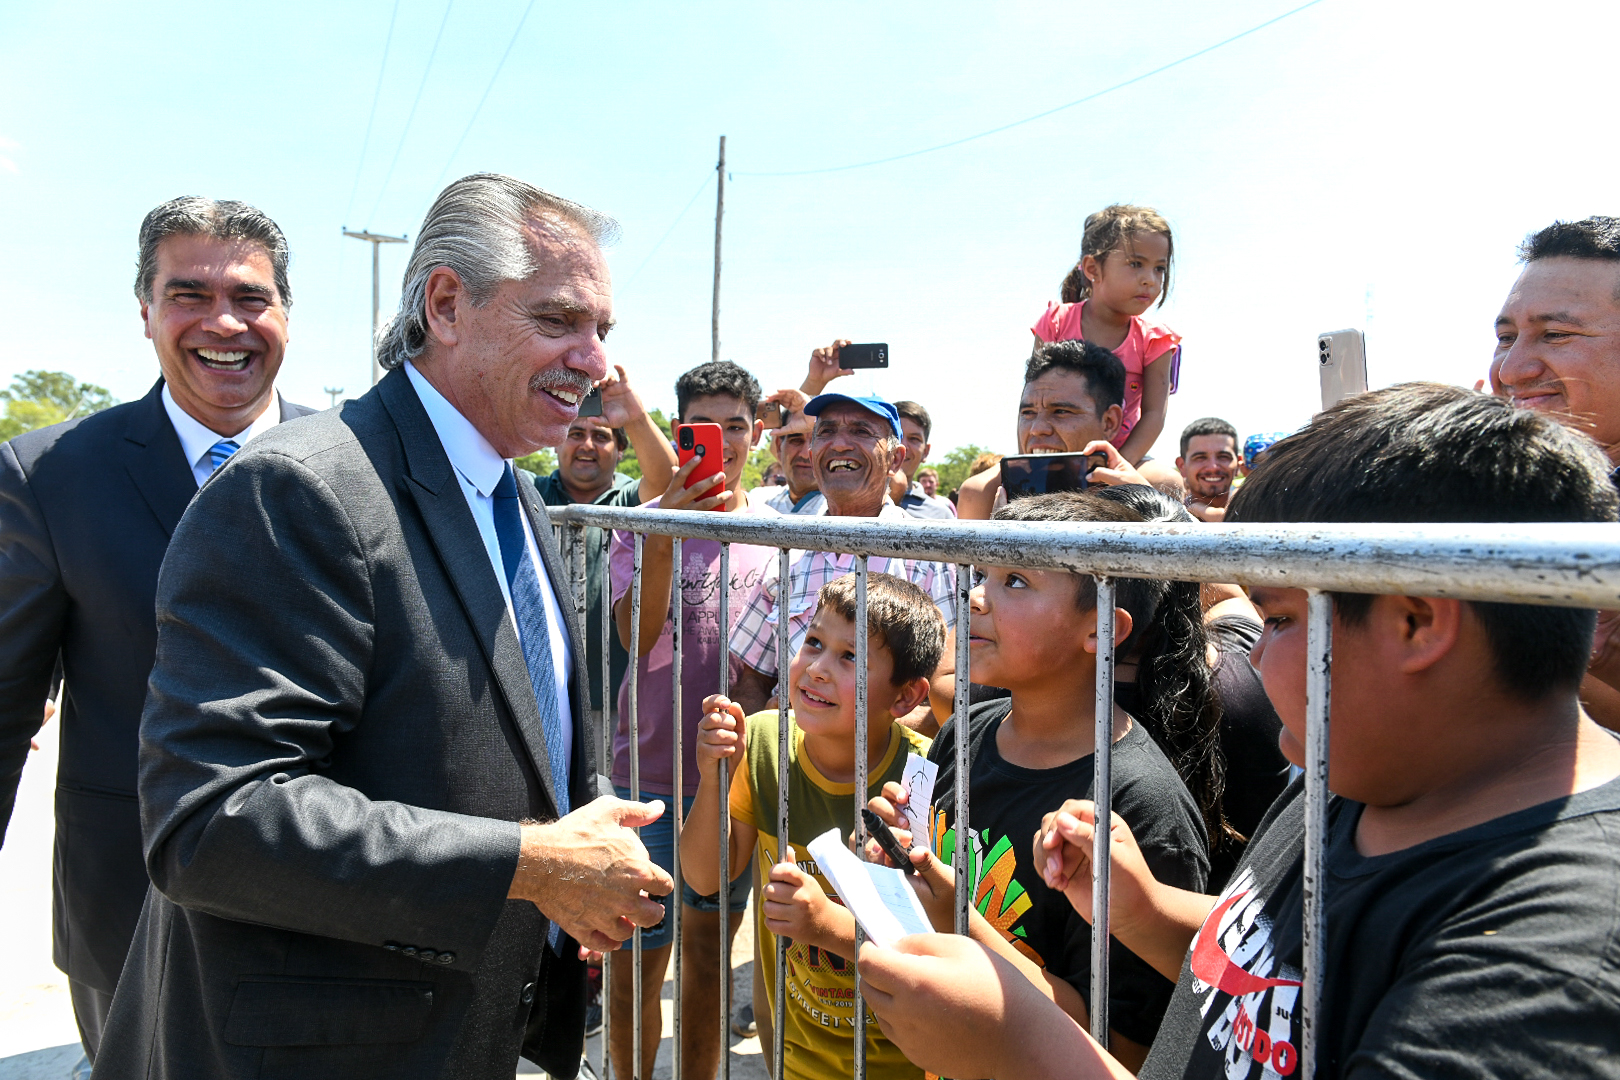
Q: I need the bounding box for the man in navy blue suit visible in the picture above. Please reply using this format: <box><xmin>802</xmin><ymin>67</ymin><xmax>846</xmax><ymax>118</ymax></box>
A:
<box><xmin>0</xmin><ymin>196</ymin><xmax>315</xmax><ymax>1070</ymax></box>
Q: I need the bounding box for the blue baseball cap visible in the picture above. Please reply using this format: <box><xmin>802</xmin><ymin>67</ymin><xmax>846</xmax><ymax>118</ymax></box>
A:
<box><xmin>1244</xmin><ymin>431</ymin><xmax>1289</xmax><ymax>461</ymax></box>
<box><xmin>803</xmin><ymin>393</ymin><xmax>903</xmax><ymax>440</ymax></box>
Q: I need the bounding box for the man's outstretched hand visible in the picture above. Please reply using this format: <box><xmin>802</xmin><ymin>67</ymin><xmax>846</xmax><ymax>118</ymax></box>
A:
<box><xmin>509</xmin><ymin>797</ymin><xmax>673</xmax><ymax>952</ymax></box>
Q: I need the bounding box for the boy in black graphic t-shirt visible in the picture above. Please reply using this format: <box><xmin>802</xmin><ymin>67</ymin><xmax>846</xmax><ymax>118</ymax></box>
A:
<box><xmin>853</xmin><ymin>384</ymin><xmax>1620</xmax><ymax>1080</ymax></box>
<box><xmin>865</xmin><ymin>490</ymin><xmax>1210</xmax><ymax>1070</ymax></box>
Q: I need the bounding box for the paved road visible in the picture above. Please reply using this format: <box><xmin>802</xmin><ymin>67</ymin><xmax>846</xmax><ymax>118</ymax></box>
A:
<box><xmin>0</xmin><ymin>715</ymin><xmax>768</xmax><ymax>1080</ymax></box>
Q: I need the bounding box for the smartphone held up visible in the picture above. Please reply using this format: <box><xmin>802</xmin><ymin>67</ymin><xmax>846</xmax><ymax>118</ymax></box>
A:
<box><xmin>676</xmin><ymin>422</ymin><xmax>725</xmax><ymax>509</ymax></box>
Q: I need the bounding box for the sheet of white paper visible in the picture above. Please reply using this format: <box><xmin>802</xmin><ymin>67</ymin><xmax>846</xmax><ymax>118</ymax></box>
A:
<box><xmin>805</xmin><ymin>828</ymin><xmax>934</xmax><ymax>949</ymax></box>
<box><xmin>898</xmin><ymin>752</ymin><xmax>939</xmax><ymax>842</ymax></box>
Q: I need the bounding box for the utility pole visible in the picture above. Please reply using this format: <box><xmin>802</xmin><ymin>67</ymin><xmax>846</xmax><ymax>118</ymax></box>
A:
<box><xmin>323</xmin><ymin>386</ymin><xmax>345</xmax><ymax>408</ymax></box>
<box><xmin>343</xmin><ymin>229</ymin><xmax>409</xmax><ymax>385</ymax></box>
<box><xmin>711</xmin><ymin>135</ymin><xmax>725</xmax><ymax>363</ymax></box>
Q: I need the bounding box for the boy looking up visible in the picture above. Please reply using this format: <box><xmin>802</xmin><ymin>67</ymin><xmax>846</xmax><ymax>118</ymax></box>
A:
<box><xmin>853</xmin><ymin>383</ymin><xmax>1620</xmax><ymax>1080</ymax></box>
<box><xmin>683</xmin><ymin>573</ymin><xmax>944</xmax><ymax>1080</ymax></box>
<box><xmin>605</xmin><ymin>360</ymin><xmax>776</xmax><ymax>1080</ymax></box>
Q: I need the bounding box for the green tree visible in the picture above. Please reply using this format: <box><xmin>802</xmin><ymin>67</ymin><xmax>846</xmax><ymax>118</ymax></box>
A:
<box><xmin>0</xmin><ymin>371</ymin><xmax>118</xmax><ymax>442</ymax></box>
<box><xmin>933</xmin><ymin>443</ymin><xmax>993</xmax><ymax>496</ymax></box>
<box><xmin>514</xmin><ymin>448</ymin><xmax>558</xmax><ymax>476</ymax></box>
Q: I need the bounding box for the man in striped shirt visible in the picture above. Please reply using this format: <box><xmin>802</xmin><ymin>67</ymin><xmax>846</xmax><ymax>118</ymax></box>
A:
<box><xmin>729</xmin><ymin>392</ymin><xmax>955</xmax><ymax>717</ymax></box>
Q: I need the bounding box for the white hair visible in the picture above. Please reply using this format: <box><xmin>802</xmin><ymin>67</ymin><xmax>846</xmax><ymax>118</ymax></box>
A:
<box><xmin>376</xmin><ymin>173</ymin><xmax>618</xmax><ymax>371</ymax></box>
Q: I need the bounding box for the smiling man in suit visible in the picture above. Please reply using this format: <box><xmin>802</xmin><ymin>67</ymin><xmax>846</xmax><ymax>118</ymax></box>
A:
<box><xmin>93</xmin><ymin>174</ymin><xmax>672</xmax><ymax>1080</ymax></box>
<box><xmin>0</xmin><ymin>197</ymin><xmax>314</xmax><ymax>1072</ymax></box>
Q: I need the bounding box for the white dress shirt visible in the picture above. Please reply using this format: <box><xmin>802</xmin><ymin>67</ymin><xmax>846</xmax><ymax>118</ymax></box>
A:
<box><xmin>162</xmin><ymin>384</ymin><xmax>285</xmax><ymax>487</ymax></box>
<box><xmin>405</xmin><ymin>362</ymin><xmax>574</xmax><ymax>786</ymax></box>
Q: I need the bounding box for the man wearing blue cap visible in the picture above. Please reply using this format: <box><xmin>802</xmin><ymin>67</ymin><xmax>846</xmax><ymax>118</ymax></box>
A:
<box><xmin>728</xmin><ymin>390</ymin><xmax>957</xmax><ymax>716</ymax></box>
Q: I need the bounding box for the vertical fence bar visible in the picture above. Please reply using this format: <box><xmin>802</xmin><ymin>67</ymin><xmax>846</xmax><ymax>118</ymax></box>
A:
<box><xmin>852</xmin><ymin>557</ymin><xmax>869</xmax><ymax>1079</ymax></box>
<box><xmin>1090</xmin><ymin>576</ymin><xmax>1115</xmax><ymax>1047</ymax></box>
<box><xmin>773</xmin><ymin>546</ymin><xmax>790</xmax><ymax>1080</ymax></box>
<box><xmin>716</xmin><ymin>543</ymin><xmax>732</xmax><ymax>1080</ymax></box>
<box><xmin>629</xmin><ymin>533</ymin><xmax>644</xmax><ymax>1080</ymax></box>
<box><xmin>599</xmin><ymin>527</ymin><xmax>614</xmax><ymax>1080</ymax></box>
<box><xmin>670</xmin><ymin>536</ymin><xmax>684</xmax><ymax>1080</ymax></box>
<box><xmin>952</xmin><ymin>563</ymin><xmax>971</xmax><ymax>936</ymax></box>
<box><xmin>1302</xmin><ymin>590</ymin><xmax>1332</xmax><ymax>1080</ymax></box>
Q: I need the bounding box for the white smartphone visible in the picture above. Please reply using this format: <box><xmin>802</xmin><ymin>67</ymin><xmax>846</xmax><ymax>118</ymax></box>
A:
<box><xmin>1318</xmin><ymin>329</ymin><xmax>1368</xmax><ymax>411</ymax></box>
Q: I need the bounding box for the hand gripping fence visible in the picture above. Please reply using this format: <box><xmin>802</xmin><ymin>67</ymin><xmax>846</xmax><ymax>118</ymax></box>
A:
<box><xmin>555</xmin><ymin>509</ymin><xmax>1620</xmax><ymax>1079</ymax></box>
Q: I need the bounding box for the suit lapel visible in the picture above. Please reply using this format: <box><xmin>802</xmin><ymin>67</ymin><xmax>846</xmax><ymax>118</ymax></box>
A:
<box><xmin>377</xmin><ymin>370</ymin><xmax>565</xmax><ymax>817</ymax></box>
<box><xmin>517</xmin><ymin>475</ymin><xmax>597</xmax><ymax>796</ymax></box>
<box><xmin>121</xmin><ymin>380</ymin><xmax>198</xmax><ymax>538</ymax></box>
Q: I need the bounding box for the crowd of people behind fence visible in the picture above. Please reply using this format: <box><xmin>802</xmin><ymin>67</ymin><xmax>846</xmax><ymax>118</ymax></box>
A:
<box><xmin>1</xmin><ymin>175</ymin><xmax>1619</xmax><ymax>1080</ymax></box>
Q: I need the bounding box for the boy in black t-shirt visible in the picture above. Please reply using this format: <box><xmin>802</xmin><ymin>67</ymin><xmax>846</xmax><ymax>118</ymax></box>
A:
<box><xmin>854</xmin><ymin>384</ymin><xmax>1620</xmax><ymax>1080</ymax></box>
<box><xmin>866</xmin><ymin>491</ymin><xmax>1209</xmax><ymax>1070</ymax></box>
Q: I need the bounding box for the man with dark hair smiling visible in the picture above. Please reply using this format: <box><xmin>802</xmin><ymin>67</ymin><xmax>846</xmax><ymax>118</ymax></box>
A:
<box><xmin>1491</xmin><ymin>215</ymin><xmax>1620</xmax><ymax>728</ymax></box>
<box><xmin>1175</xmin><ymin>417</ymin><xmax>1241</xmax><ymax>522</ymax></box>
<box><xmin>0</xmin><ymin>196</ymin><xmax>315</xmax><ymax>1073</ymax></box>
<box><xmin>957</xmin><ymin>340</ymin><xmax>1180</xmax><ymax>519</ymax></box>
<box><xmin>532</xmin><ymin>363</ymin><xmax>676</xmax><ymax>754</ymax></box>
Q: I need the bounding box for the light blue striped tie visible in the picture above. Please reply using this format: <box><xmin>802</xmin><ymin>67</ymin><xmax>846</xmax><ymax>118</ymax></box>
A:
<box><xmin>207</xmin><ymin>438</ymin><xmax>240</xmax><ymax>475</ymax></box>
<box><xmin>493</xmin><ymin>464</ymin><xmax>571</xmax><ymax>952</ymax></box>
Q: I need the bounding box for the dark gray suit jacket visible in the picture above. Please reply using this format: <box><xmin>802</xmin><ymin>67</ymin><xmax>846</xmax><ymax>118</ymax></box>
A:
<box><xmin>93</xmin><ymin>369</ymin><xmax>603</xmax><ymax>1080</ymax></box>
<box><xmin>0</xmin><ymin>380</ymin><xmax>313</xmax><ymax>995</ymax></box>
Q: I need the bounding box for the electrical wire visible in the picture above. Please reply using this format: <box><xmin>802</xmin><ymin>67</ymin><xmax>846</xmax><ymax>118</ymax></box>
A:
<box><xmin>432</xmin><ymin>0</ymin><xmax>540</xmax><ymax>193</ymax></box>
<box><xmin>736</xmin><ymin>0</ymin><xmax>1328</xmax><ymax>177</ymax></box>
<box><xmin>366</xmin><ymin>0</ymin><xmax>458</xmax><ymax>226</ymax></box>
<box><xmin>343</xmin><ymin>0</ymin><xmax>403</xmax><ymax>225</ymax></box>
<box><xmin>618</xmin><ymin>171</ymin><xmax>715</xmax><ymax>294</ymax></box>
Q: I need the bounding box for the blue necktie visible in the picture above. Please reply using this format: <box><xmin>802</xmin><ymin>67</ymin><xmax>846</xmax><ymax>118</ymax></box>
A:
<box><xmin>207</xmin><ymin>438</ymin><xmax>240</xmax><ymax>475</ymax></box>
<box><xmin>492</xmin><ymin>465</ymin><xmax>571</xmax><ymax>950</ymax></box>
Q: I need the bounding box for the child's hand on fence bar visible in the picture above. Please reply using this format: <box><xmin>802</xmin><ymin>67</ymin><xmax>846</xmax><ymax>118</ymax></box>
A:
<box><xmin>1034</xmin><ymin>799</ymin><xmax>1155</xmax><ymax>936</ymax></box>
<box><xmin>763</xmin><ymin>861</ymin><xmax>850</xmax><ymax>955</ymax></box>
<box><xmin>696</xmin><ymin>695</ymin><xmax>748</xmax><ymax>778</ymax></box>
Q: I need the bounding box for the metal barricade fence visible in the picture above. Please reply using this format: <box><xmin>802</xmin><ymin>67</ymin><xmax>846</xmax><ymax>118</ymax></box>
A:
<box><xmin>552</xmin><ymin>509</ymin><xmax>1620</xmax><ymax>1080</ymax></box>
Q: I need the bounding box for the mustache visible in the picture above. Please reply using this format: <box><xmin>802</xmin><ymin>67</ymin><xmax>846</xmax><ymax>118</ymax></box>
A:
<box><xmin>529</xmin><ymin>368</ymin><xmax>594</xmax><ymax>398</ymax></box>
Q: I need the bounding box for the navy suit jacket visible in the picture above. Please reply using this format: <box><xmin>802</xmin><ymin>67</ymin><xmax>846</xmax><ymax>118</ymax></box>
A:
<box><xmin>0</xmin><ymin>380</ymin><xmax>313</xmax><ymax>994</ymax></box>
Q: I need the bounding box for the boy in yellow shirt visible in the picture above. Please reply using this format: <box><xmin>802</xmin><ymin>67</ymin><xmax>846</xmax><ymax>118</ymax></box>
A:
<box><xmin>683</xmin><ymin>572</ymin><xmax>945</xmax><ymax>1079</ymax></box>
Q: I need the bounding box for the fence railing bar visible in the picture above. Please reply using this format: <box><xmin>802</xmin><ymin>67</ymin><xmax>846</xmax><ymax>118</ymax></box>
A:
<box><xmin>670</xmin><ymin>535</ymin><xmax>684</xmax><ymax>1080</ymax></box>
<box><xmin>598</xmin><ymin>524</ymin><xmax>614</xmax><ymax>1080</ymax></box>
<box><xmin>629</xmin><ymin>532</ymin><xmax>644</xmax><ymax>1080</ymax></box>
<box><xmin>716</xmin><ymin>542</ymin><xmax>732</xmax><ymax>1080</ymax></box>
<box><xmin>1090</xmin><ymin>576</ymin><xmax>1115</xmax><ymax>1047</ymax></box>
<box><xmin>952</xmin><ymin>563</ymin><xmax>971</xmax><ymax>937</ymax></box>
<box><xmin>544</xmin><ymin>510</ymin><xmax>1620</xmax><ymax>609</ymax></box>
<box><xmin>773</xmin><ymin>545</ymin><xmax>790</xmax><ymax>1080</ymax></box>
<box><xmin>853</xmin><ymin>556</ymin><xmax>870</xmax><ymax>1078</ymax></box>
<box><xmin>1302</xmin><ymin>590</ymin><xmax>1333</xmax><ymax>1079</ymax></box>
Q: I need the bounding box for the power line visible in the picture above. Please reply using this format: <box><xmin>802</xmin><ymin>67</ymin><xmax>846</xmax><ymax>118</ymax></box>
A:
<box><xmin>432</xmin><ymin>0</ymin><xmax>539</xmax><ymax>193</ymax></box>
<box><xmin>619</xmin><ymin>171</ymin><xmax>715</xmax><ymax>294</ymax></box>
<box><xmin>736</xmin><ymin>0</ymin><xmax>1328</xmax><ymax>178</ymax></box>
<box><xmin>367</xmin><ymin>0</ymin><xmax>458</xmax><ymax>226</ymax></box>
<box><xmin>343</xmin><ymin>0</ymin><xmax>404</xmax><ymax>224</ymax></box>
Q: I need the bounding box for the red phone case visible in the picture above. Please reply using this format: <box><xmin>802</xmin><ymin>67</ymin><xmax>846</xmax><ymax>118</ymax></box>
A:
<box><xmin>676</xmin><ymin>423</ymin><xmax>725</xmax><ymax>507</ymax></box>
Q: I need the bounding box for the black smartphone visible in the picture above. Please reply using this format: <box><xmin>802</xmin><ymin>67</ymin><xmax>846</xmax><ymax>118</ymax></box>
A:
<box><xmin>999</xmin><ymin>451</ymin><xmax>1111</xmax><ymax>500</ymax></box>
<box><xmin>861</xmin><ymin>807</ymin><xmax>919</xmax><ymax>876</ymax></box>
<box><xmin>578</xmin><ymin>388</ymin><xmax>603</xmax><ymax>417</ymax></box>
<box><xmin>837</xmin><ymin>343</ymin><xmax>889</xmax><ymax>369</ymax></box>
<box><xmin>756</xmin><ymin>401</ymin><xmax>787</xmax><ymax>429</ymax></box>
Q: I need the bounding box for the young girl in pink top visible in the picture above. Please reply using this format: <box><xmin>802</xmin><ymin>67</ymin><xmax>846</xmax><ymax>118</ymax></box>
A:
<box><xmin>1032</xmin><ymin>205</ymin><xmax>1180</xmax><ymax>465</ymax></box>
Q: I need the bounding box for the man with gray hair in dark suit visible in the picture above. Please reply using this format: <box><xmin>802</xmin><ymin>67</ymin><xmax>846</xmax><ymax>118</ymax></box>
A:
<box><xmin>94</xmin><ymin>174</ymin><xmax>672</xmax><ymax>1079</ymax></box>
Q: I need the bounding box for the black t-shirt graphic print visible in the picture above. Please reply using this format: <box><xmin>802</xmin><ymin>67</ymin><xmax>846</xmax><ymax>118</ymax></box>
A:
<box><xmin>1141</xmin><ymin>773</ymin><xmax>1620</xmax><ymax>1080</ymax></box>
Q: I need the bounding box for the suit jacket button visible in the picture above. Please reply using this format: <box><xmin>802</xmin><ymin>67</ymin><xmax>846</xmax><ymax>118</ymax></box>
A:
<box><xmin>520</xmin><ymin>982</ymin><xmax>536</xmax><ymax>1005</ymax></box>
<box><xmin>418</xmin><ymin>949</ymin><xmax>437</xmax><ymax>963</ymax></box>
<box><xmin>383</xmin><ymin>942</ymin><xmax>400</xmax><ymax>951</ymax></box>
<box><xmin>403</xmin><ymin>946</ymin><xmax>418</xmax><ymax>957</ymax></box>
<box><xmin>438</xmin><ymin>952</ymin><xmax>455</xmax><ymax>965</ymax></box>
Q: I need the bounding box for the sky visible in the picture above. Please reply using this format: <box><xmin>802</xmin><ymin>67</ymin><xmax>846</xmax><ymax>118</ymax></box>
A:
<box><xmin>3</xmin><ymin>0</ymin><xmax>1617</xmax><ymax>462</ymax></box>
